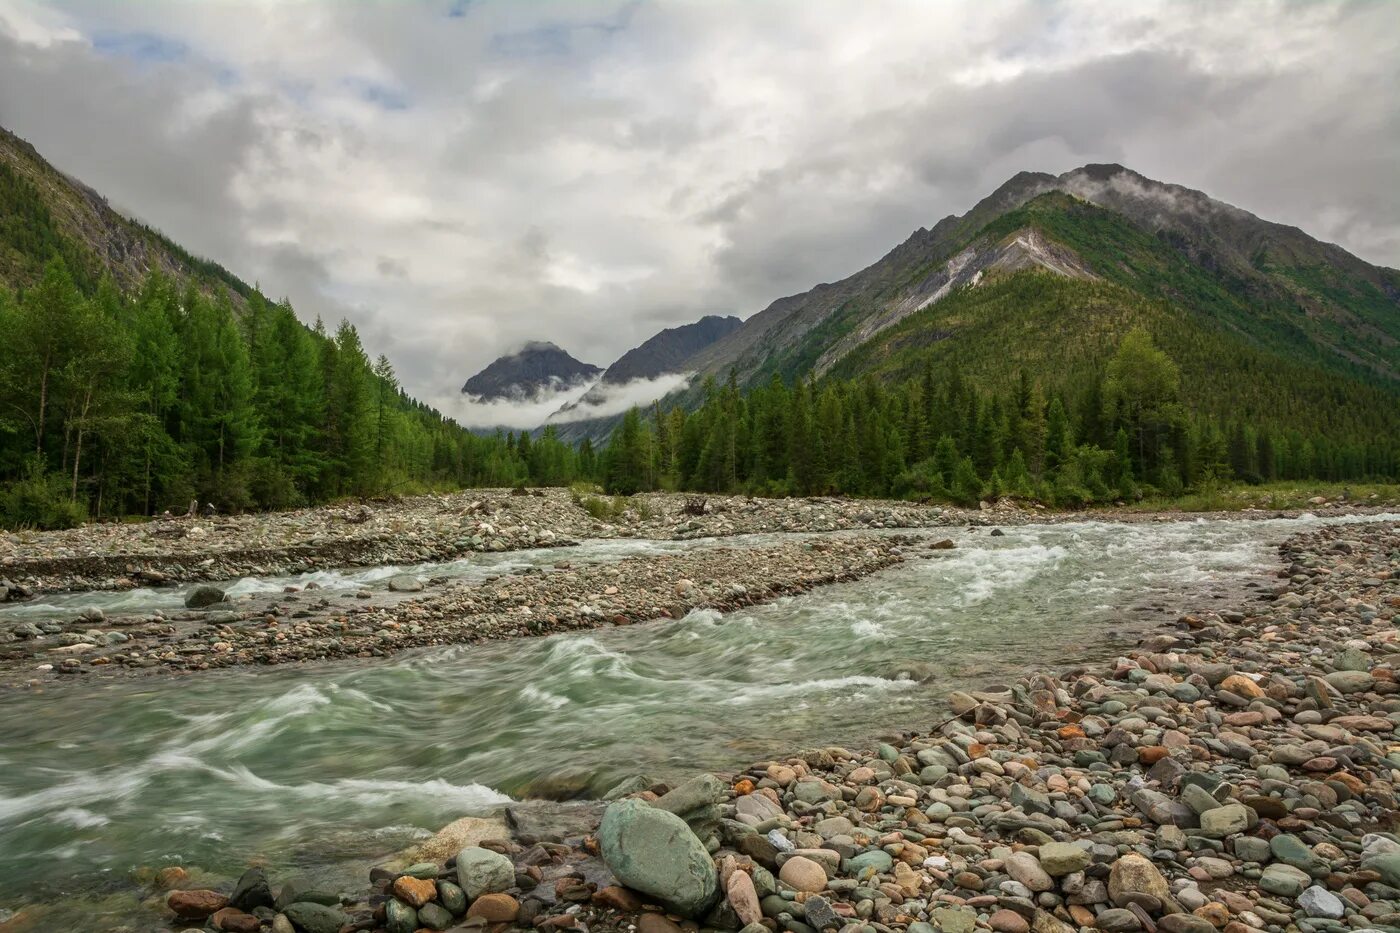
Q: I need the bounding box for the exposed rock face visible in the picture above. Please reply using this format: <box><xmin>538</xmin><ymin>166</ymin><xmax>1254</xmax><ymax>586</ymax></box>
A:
<box><xmin>591</xmin><ymin>315</ymin><xmax>743</xmax><ymax>387</ymax></box>
<box><xmin>461</xmin><ymin>341</ymin><xmax>601</xmax><ymax>401</ymax></box>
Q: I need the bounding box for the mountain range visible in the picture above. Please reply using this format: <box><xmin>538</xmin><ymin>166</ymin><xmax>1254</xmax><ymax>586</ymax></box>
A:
<box><xmin>469</xmin><ymin>162</ymin><xmax>1397</xmax><ymax>441</ymax></box>
<box><xmin>4</xmin><ymin>116</ymin><xmax>1395</xmax><ymax>451</ymax></box>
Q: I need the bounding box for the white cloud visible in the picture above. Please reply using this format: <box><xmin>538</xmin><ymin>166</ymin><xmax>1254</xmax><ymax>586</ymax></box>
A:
<box><xmin>0</xmin><ymin>0</ymin><xmax>1396</xmax><ymax>405</ymax></box>
<box><xmin>447</xmin><ymin>371</ymin><xmax>693</xmax><ymax>430</ymax></box>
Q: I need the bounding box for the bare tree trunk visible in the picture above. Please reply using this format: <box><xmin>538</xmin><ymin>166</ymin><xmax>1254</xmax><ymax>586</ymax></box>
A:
<box><xmin>71</xmin><ymin>386</ymin><xmax>93</xmax><ymax>502</ymax></box>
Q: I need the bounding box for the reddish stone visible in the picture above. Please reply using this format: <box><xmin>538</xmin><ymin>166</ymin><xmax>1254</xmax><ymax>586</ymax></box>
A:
<box><xmin>392</xmin><ymin>873</ymin><xmax>436</xmax><ymax>908</ymax></box>
<box><xmin>990</xmin><ymin>908</ymin><xmax>1031</xmax><ymax>933</ymax></box>
<box><xmin>211</xmin><ymin>907</ymin><xmax>261</xmax><ymax>933</ymax></box>
<box><xmin>1137</xmin><ymin>746</ymin><xmax>1170</xmax><ymax>764</ymax></box>
<box><xmin>467</xmin><ymin>893</ymin><xmax>521</xmax><ymax>923</ymax></box>
<box><xmin>636</xmin><ymin>914</ymin><xmax>684</xmax><ymax>933</ymax></box>
<box><xmin>592</xmin><ymin>885</ymin><xmax>643</xmax><ymax>911</ymax></box>
<box><xmin>167</xmin><ymin>889</ymin><xmax>228</xmax><ymax>920</ymax></box>
<box><xmin>154</xmin><ymin>866</ymin><xmax>189</xmax><ymax>889</ymax></box>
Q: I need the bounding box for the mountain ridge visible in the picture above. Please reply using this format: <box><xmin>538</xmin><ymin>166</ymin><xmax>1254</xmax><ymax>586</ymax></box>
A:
<box><xmin>460</xmin><ymin>340</ymin><xmax>602</xmax><ymax>401</ymax></box>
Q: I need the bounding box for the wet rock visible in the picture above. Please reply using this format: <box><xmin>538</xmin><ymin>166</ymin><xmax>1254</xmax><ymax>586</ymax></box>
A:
<box><xmin>417</xmin><ymin>902</ymin><xmax>453</xmax><ymax>930</ymax></box>
<box><xmin>391</xmin><ymin>874</ymin><xmax>436</xmax><ymax>908</ymax></box>
<box><xmin>184</xmin><ymin>584</ymin><xmax>226</xmax><ymax>608</ymax></box>
<box><xmin>167</xmin><ymin>889</ymin><xmax>228</xmax><ymax>919</ymax></box>
<box><xmin>387</xmin><ymin>575</ymin><xmax>423</xmax><ymax>593</ymax></box>
<box><xmin>281</xmin><ymin>901</ymin><xmax>347</xmax><ymax>933</ymax></box>
<box><xmin>230</xmin><ymin>867</ymin><xmax>273</xmax><ymax>912</ymax></box>
<box><xmin>211</xmin><ymin>907</ymin><xmax>261</xmax><ymax>933</ymax></box>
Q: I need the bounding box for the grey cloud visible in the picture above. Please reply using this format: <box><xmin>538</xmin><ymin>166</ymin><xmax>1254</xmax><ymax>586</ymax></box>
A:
<box><xmin>1</xmin><ymin>0</ymin><xmax>1396</xmax><ymax>407</ymax></box>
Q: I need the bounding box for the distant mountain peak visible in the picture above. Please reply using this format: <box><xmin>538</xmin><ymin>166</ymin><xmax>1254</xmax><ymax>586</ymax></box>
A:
<box><xmin>461</xmin><ymin>342</ymin><xmax>601</xmax><ymax>401</ymax></box>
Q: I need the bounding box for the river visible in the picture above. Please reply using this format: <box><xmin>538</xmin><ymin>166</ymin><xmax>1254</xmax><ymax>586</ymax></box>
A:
<box><xmin>0</xmin><ymin>513</ymin><xmax>1391</xmax><ymax>927</ymax></box>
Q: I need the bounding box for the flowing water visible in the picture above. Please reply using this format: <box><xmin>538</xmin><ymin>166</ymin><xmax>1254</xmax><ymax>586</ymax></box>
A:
<box><xmin>0</xmin><ymin>513</ymin><xmax>1392</xmax><ymax>927</ymax></box>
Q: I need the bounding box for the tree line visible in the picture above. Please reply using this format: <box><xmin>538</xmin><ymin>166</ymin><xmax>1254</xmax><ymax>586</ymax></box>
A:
<box><xmin>2</xmin><ymin>260</ymin><xmax>1394</xmax><ymax>529</ymax></box>
<box><xmin>0</xmin><ymin>260</ymin><xmax>586</xmax><ymax>527</ymax></box>
<box><xmin>598</xmin><ymin>327</ymin><xmax>1399</xmax><ymax>504</ymax></box>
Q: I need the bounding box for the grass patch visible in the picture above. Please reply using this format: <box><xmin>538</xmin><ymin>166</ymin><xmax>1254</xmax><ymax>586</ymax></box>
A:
<box><xmin>1129</xmin><ymin>481</ymin><xmax>1400</xmax><ymax>513</ymax></box>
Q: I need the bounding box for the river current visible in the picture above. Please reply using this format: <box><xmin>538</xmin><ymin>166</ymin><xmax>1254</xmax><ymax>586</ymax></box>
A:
<box><xmin>0</xmin><ymin>513</ymin><xmax>1392</xmax><ymax>926</ymax></box>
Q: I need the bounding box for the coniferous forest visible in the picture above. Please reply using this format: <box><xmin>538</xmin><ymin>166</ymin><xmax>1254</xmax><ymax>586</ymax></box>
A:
<box><xmin>597</xmin><ymin>324</ymin><xmax>1400</xmax><ymax>505</ymax></box>
<box><xmin>0</xmin><ymin>260</ymin><xmax>586</xmax><ymax>527</ymax></box>
<box><xmin>1</xmin><ymin>258</ymin><xmax>1395</xmax><ymax>530</ymax></box>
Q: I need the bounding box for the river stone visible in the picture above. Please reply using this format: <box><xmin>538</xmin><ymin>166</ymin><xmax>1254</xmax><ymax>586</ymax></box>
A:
<box><xmin>1299</xmin><ymin>886</ymin><xmax>1345</xmax><ymax>919</ymax></box>
<box><xmin>779</xmin><ymin>856</ymin><xmax>827</xmax><ymax>893</ymax></box>
<box><xmin>1096</xmin><ymin>908</ymin><xmax>1141</xmax><ymax>933</ymax></box>
<box><xmin>185</xmin><ymin>584</ymin><xmax>226</xmax><ymax>609</ymax></box>
<box><xmin>1324</xmin><ymin>670</ymin><xmax>1374</xmax><ymax>694</ymax></box>
<box><xmin>387</xmin><ymin>575</ymin><xmax>423</xmax><ymax>592</ymax></box>
<box><xmin>466</xmin><ymin>893</ymin><xmax>520</xmax><ymax>923</ymax></box>
<box><xmin>1335</xmin><ymin>648</ymin><xmax>1371</xmax><ymax>672</ymax></box>
<box><xmin>597</xmin><ymin>798</ymin><xmax>719</xmax><ymax>917</ymax></box>
<box><xmin>438</xmin><ymin>880</ymin><xmax>466</xmax><ymax>915</ymax></box>
<box><xmin>403</xmin><ymin>815</ymin><xmax>508</xmax><ymax>864</ymax></box>
<box><xmin>726</xmin><ymin>869</ymin><xmax>762</xmax><ymax>925</ymax></box>
<box><xmin>1038</xmin><ymin>842</ymin><xmax>1090</xmax><ymax>876</ymax></box>
<box><xmin>281</xmin><ymin>902</ymin><xmax>347</xmax><ymax>933</ymax></box>
<box><xmin>167</xmin><ymin>889</ymin><xmax>227</xmax><ymax>919</ymax></box>
<box><xmin>417</xmin><ymin>902</ymin><xmax>454</xmax><ymax>930</ymax></box>
<box><xmin>804</xmin><ymin>894</ymin><xmax>840</xmax><ymax>930</ymax></box>
<box><xmin>1005</xmin><ymin>852</ymin><xmax>1054</xmax><ymax>892</ymax></box>
<box><xmin>656</xmin><ymin>773</ymin><xmax>726</xmax><ymax>817</ymax></box>
<box><xmin>1260</xmin><ymin>863</ymin><xmax>1310</xmax><ymax>898</ymax></box>
<box><xmin>1362</xmin><ymin>852</ymin><xmax>1400</xmax><ymax>888</ymax></box>
<box><xmin>385</xmin><ymin>898</ymin><xmax>418</xmax><ymax>933</ymax></box>
<box><xmin>932</xmin><ymin>906</ymin><xmax>977</xmax><ymax>933</ymax></box>
<box><xmin>1108</xmin><ymin>854</ymin><xmax>1171</xmax><ymax>904</ymax></box>
<box><xmin>1271</xmin><ymin>834</ymin><xmax>1329</xmax><ymax>877</ymax></box>
<box><xmin>1198</xmin><ymin>803</ymin><xmax>1249</xmax><ymax>836</ymax></box>
<box><xmin>1157</xmin><ymin>916</ymin><xmax>1215</xmax><ymax>933</ymax></box>
<box><xmin>455</xmin><ymin>846</ymin><xmax>515</xmax><ymax>900</ymax></box>
<box><xmin>230</xmin><ymin>867</ymin><xmax>273</xmax><ymax>911</ymax></box>
<box><xmin>846</xmin><ymin>850</ymin><xmax>894</xmax><ymax>877</ymax></box>
<box><xmin>1233</xmin><ymin>837</ymin><xmax>1272</xmax><ymax>863</ymax></box>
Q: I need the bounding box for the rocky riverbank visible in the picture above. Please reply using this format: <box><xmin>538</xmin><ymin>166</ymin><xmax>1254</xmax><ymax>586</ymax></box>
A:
<box><xmin>0</xmin><ymin>489</ymin><xmax>979</xmax><ymax>596</ymax></box>
<box><xmin>0</xmin><ymin>534</ymin><xmax>910</xmax><ymax>687</ymax></box>
<box><xmin>121</xmin><ymin>520</ymin><xmax>1400</xmax><ymax>933</ymax></box>
<box><xmin>3</xmin><ymin>487</ymin><xmax>1390</xmax><ymax>601</ymax></box>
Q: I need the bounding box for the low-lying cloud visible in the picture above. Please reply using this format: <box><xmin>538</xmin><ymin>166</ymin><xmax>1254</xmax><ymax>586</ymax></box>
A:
<box><xmin>448</xmin><ymin>371</ymin><xmax>694</xmax><ymax>431</ymax></box>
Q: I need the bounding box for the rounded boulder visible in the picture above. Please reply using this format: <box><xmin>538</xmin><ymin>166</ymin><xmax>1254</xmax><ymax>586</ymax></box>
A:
<box><xmin>597</xmin><ymin>798</ymin><xmax>719</xmax><ymax>918</ymax></box>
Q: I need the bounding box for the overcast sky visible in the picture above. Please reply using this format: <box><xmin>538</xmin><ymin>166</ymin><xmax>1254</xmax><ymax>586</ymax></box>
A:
<box><xmin>1</xmin><ymin>0</ymin><xmax>1397</xmax><ymax>410</ymax></box>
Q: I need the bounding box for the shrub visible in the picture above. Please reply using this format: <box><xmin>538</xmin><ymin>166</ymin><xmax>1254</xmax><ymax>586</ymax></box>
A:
<box><xmin>0</xmin><ymin>461</ymin><xmax>88</xmax><ymax>529</ymax></box>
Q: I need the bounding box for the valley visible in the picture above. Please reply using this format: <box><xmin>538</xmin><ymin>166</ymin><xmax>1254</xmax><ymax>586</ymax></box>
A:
<box><xmin>1</xmin><ymin>14</ymin><xmax>1398</xmax><ymax>933</ymax></box>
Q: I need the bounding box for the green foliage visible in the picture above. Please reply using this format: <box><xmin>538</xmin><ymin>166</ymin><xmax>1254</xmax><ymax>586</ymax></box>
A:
<box><xmin>0</xmin><ymin>263</ymin><xmax>598</xmax><ymax>527</ymax></box>
<box><xmin>0</xmin><ymin>460</ymin><xmax>88</xmax><ymax>529</ymax></box>
<box><xmin>595</xmin><ymin>324</ymin><xmax>1398</xmax><ymax>509</ymax></box>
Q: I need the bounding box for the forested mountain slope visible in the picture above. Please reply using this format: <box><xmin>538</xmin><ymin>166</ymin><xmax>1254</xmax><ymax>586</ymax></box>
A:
<box><xmin>0</xmin><ymin>127</ymin><xmax>251</xmax><ymax>301</ymax></box>
<box><xmin>0</xmin><ymin>126</ymin><xmax>586</xmax><ymax>526</ymax></box>
<box><xmin>689</xmin><ymin>164</ymin><xmax>1400</xmax><ymax>390</ymax></box>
